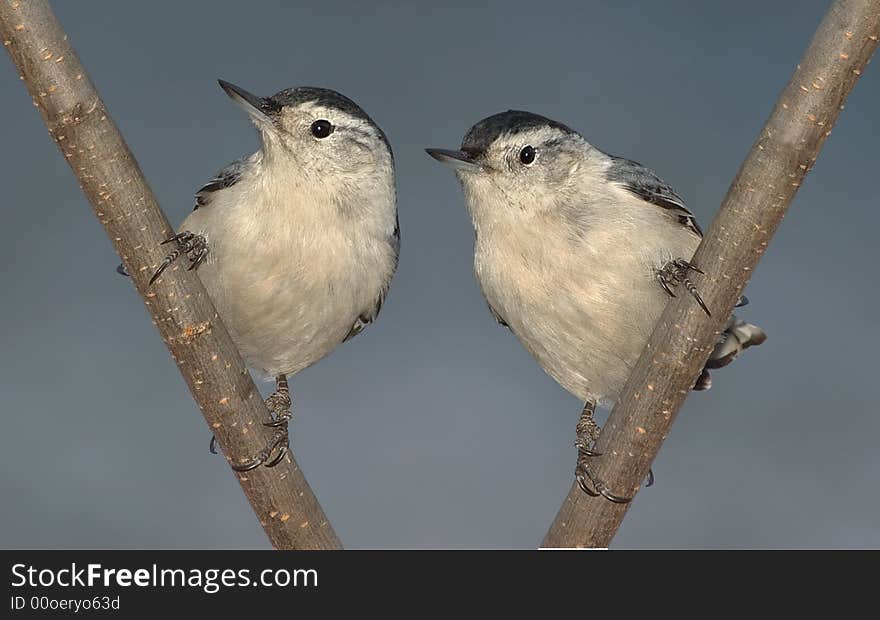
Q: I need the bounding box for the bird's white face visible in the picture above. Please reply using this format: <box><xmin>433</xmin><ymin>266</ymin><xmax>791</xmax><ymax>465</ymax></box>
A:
<box><xmin>461</xmin><ymin>126</ymin><xmax>581</xmax><ymax>213</ymax></box>
<box><xmin>429</xmin><ymin>110</ymin><xmax>614</xmax><ymax>234</ymax></box>
<box><xmin>266</xmin><ymin>101</ymin><xmax>393</xmax><ymax>183</ymax></box>
<box><xmin>431</xmin><ymin>123</ymin><xmax>600</xmax><ymax>235</ymax></box>
<box><xmin>219</xmin><ymin>81</ymin><xmax>393</xmax><ymax>197</ymax></box>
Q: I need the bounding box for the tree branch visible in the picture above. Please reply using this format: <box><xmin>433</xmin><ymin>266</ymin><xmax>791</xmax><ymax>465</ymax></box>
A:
<box><xmin>1</xmin><ymin>0</ymin><xmax>341</xmax><ymax>550</ymax></box>
<box><xmin>542</xmin><ymin>0</ymin><xmax>880</xmax><ymax>548</ymax></box>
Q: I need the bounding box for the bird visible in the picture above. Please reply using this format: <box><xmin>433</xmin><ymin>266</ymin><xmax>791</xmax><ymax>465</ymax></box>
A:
<box><xmin>427</xmin><ymin>110</ymin><xmax>765</xmax><ymax>502</ymax></box>
<box><xmin>148</xmin><ymin>80</ymin><xmax>399</xmax><ymax>471</ymax></box>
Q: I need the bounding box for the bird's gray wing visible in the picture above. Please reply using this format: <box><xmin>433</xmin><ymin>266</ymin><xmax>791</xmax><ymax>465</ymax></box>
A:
<box><xmin>607</xmin><ymin>158</ymin><xmax>764</xmax><ymax>390</ymax></box>
<box><xmin>607</xmin><ymin>156</ymin><xmax>702</xmax><ymax>237</ymax></box>
<box><xmin>343</xmin><ymin>217</ymin><xmax>400</xmax><ymax>342</ymax></box>
<box><xmin>193</xmin><ymin>158</ymin><xmax>250</xmax><ymax>210</ymax></box>
<box><xmin>486</xmin><ymin>302</ymin><xmax>509</xmax><ymax>328</ymax></box>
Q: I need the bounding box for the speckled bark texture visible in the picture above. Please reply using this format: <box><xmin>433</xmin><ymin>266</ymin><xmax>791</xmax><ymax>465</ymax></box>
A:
<box><xmin>543</xmin><ymin>0</ymin><xmax>880</xmax><ymax>549</ymax></box>
<box><xmin>0</xmin><ymin>0</ymin><xmax>341</xmax><ymax>550</ymax></box>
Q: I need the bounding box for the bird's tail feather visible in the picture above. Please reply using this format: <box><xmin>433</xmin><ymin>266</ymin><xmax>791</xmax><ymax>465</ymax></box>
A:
<box><xmin>693</xmin><ymin>314</ymin><xmax>767</xmax><ymax>391</ymax></box>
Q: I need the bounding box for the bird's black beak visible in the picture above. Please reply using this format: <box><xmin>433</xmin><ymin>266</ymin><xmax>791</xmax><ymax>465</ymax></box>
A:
<box><xmin>218</xmin><ymin>79</ymin><xmax>277</xmax><ymax>124</ymax></box>
<box><xmin>425</xmin><ymin>148</ymin><xmax>482</xmax><ymax>172</ymax></box>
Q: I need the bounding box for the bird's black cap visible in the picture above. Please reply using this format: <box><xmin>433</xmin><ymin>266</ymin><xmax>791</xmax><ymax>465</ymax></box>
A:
<box><xmin>461</xmin><ymin>110</ymin><xmax>575</xmax><ymax>156</ymax></box>
<box><xmin>269</xmin><ymin>87</ymin><xmax>375</xmax><ymax>125</ymax></box>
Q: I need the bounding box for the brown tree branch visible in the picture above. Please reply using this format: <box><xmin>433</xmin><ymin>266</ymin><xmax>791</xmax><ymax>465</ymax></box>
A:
<box><xmin>1</xmin><ymin>0</ymin><xmax>341</xmax><ymax>550</ymax></box>
<box><xmin>542</xmin><ymin>0</ymin><xmax>880</xmax><ymax>548</ymax></box>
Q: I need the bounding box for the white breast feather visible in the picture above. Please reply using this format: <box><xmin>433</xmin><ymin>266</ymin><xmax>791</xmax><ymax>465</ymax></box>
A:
<box><xmin>475</xmin><ymin>186</ymin><xmax>699</xmax><ymax>403</ymax></box>
<box><xmin>179</xmin><ymin>159</ymin><xmax>396</xmax><ymax>378</ymax></box>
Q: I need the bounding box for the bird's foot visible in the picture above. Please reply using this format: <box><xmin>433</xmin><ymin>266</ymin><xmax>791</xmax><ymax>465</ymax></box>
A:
<box><xmin>229</xmin><ymin>425</ymin><xmax>290</xmax><ymax>471</ymax></box>
<box><xmin>230</xmin><ymin>375</ymin><xmax>292</xmax><ymax>471</ymax></box>
<box><xmin>206</xmin><ymin>376</ymin><xmax>293</xmax><ymax>470</ymax></box>
<box><xmin>263</xmin><ymin>379</ymin><xmax>292</xmax><ymax>428</ymax></box>
<box><xmin>149</xmin><ymin>231</ymin><xmax>209</xmax><ymax>285</ymax></box>
<box><xmin>574</xmin><ymin>400</ymin><xmax>602</xmax><ymax>457</ymax></box>
<box><xmin>573</xmin><ymin>401</ymin><xmax>632</xmax><ymax>504</ymax></box>
<box><xmin>656</xmin><ymin>258</ymin><xmax>711</xmax><ymax>316</ymax></box>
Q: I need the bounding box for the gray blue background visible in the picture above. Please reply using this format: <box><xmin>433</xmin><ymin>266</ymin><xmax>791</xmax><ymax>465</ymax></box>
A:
<box><xmin>1</xmin><ymin>1</ymin><xmax>877</xmax><ymax>549</ymax></box>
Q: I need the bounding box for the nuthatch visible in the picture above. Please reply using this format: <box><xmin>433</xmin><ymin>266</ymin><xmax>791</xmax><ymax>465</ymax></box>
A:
<box><xmin>151</xmin><ymin>81</ymin><xmax>398</xmax><ymax>470</ymax></box>
<box><xmin>428</xmin><ymin>110</ymin><xmax>765</xmax><ymax>502</ymax></box>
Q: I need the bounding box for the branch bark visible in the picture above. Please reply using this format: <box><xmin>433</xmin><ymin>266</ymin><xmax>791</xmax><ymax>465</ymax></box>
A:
<box><xmin>1</xmin><ymin>0</ymin><xmax>341</xmax><ymax>550</ymax></box>
<box><xmin>543</xmin><ymin>0</ymin><xmax>880</xmax><ymax>548</ymax></box>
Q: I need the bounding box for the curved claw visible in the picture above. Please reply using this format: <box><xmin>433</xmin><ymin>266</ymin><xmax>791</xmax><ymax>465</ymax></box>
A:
<box><xmin>601</xmin><ymin>491</ymin><xmax>631</xmax><ymax>504</ymax></box>
<box><xmin>230</xmin><ymin>458</ymin><xmax>263</xmax><ymax>472</ymax></box>
<box><xmin>265</xmin><ymin>445</ymin><xmax>288</xmax><ymax>468</ymax></box>
<box><xmin>657</xmin><ymin>274</ymin><xmax>676</xmax><ymax>298</ymax></box>
<box><xmin>684</xmin><ymin>279</ymin><xmax>712</xmax><ymax>317</ymax></box>
<box><xmin>149</xmin><ymin>256</ymin><xmax>175</xmax><ymax>285</ymax></box>
<box><xmin>209</xmin><ymin>435</ymin><xmax>218</xmax><ymax>454</ymax></box>
<box><xmin>230</xmin><ymin>429</ymin><xmax>289</xmax><ymax>472</ymax></box>
<box><xmin>187</xmin><ymin>247</ymin><xmax>208</xmax><ymax>271</ymax></box>
<box><xmin>645</xmin><ymin>468</ymin><xmax>655</xmax><ymax>488</ymax></box>
<box><xmin>595</xmin><ymin>483</ymin><xmax>632</xmax><ymax>504</ymax></box>
<box><xmin>575</xmin><ymin>464</ymin><xmax>633</xmax><ymax>504</ymax></box>
<box><xmin>680</xmin><ymin>260</ymin><xmax>704</xmax><ymax>275</ymax></box>
<box><xmin>576</xmin><ymin>475</ymin><xmax>600</xmax><ymax>497</ymax></box>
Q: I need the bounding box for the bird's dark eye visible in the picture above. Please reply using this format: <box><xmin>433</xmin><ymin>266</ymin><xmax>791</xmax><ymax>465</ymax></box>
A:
<box><xmin>519</xmin><ymin>145</ymin><xmax>536</xmax><ymax>165</ymax></box>
<box><xmin>310</xmin><ymin>119</ymin><xmax>334</xmax><ymax>139</ymax></box>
